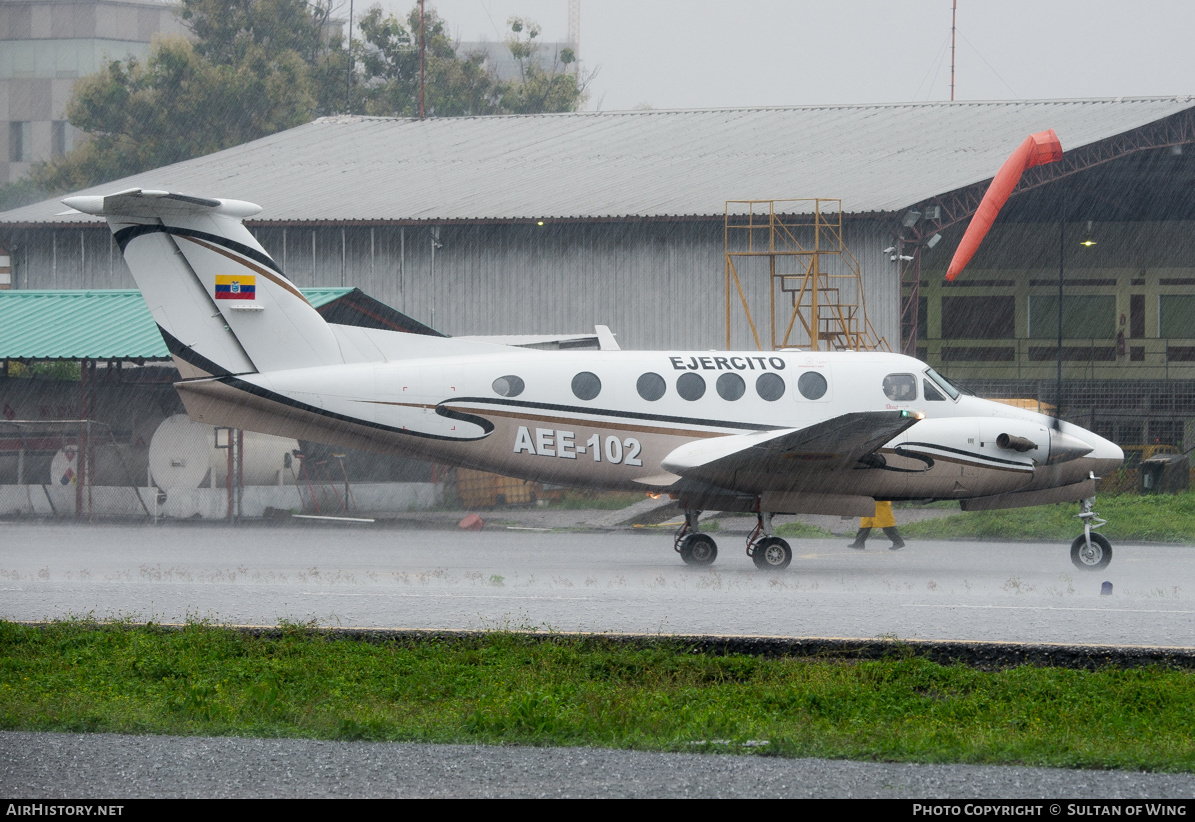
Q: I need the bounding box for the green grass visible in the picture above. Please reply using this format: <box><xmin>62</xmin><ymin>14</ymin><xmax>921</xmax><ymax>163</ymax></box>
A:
<box><xmin>774</xmin><ymin>521</ymin><xmax>835</xmax><ymax>539</ymax></box>
<box><xmin>2</xmin><ymin>620</ymin><xmax>1193</xmax><ymax>771</ymax></box>
<box><xmin>900</xmin><ymin>492</ymin><xmax>1195</xmax><ymax>543</ymax></box>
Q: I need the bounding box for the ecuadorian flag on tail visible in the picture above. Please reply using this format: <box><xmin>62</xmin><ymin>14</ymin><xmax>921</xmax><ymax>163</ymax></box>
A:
<box><xmin>215</xmin><ymin>274</ymin><xmax>255</xmax><ymax>300</ymax></box>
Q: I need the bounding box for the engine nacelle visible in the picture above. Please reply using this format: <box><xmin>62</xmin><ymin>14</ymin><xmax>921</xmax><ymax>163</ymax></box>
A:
<box><xmin>996</xmin><ymin>432</ymin><xmax>1038</xmax><ymax>452</ymax></box>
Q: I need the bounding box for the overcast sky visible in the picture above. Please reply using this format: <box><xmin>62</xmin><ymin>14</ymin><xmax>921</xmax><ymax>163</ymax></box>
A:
<box><xmin>363</xmin><ymin>0</ymin><xmax>1195</xmax><ymax>110</ymax></box>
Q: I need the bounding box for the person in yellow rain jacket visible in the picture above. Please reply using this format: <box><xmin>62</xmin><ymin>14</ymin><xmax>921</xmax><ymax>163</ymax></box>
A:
<box><xmin>848</xmin><ymin>500</ymin><xmax>905</xmax><ymax>550</ymax></box>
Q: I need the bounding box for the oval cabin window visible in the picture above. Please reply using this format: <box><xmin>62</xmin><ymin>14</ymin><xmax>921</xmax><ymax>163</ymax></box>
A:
<box><xmin>492</xmin><ymin>375</ymin><xmax>525</xmax><ymax>397</ymax></box>
<box><xmin>637</xmin><ymin>372</ymin><xmax>666</xmax><ymax>401</ymax></box>
<box><xmin>676</xmin><ymin>372</ymin><xmax>706</xmax><ymax>401</ymax></box>
<box><xmin>571</xmin><ymin>371</ymin><xmax>602</xmax><ymax>401</ymax></box>
<box><xmin>755</xmin><ymin>373</ymin><xmax>785</xmax><ymax>402</ymax></box>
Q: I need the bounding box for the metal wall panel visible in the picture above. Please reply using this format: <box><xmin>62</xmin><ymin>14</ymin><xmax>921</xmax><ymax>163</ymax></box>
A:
<box><xmin>13</xmin><ymin>218</ymin><xmax>902</xmax><ymax>353</ymax></box>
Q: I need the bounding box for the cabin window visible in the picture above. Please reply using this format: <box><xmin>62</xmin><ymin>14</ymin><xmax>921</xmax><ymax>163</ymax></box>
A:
<box><xmin>797</xmin><ymin>371</ymin><xmax>828</xmax><ymax>400</ymax></box>
<box><xmin>636</xmin><ymin>372</ymin><xmax>666</xmax><ymax>401</ymax></box>
<box><xmin>676</xmin><ymin>372</ymin><xmax>706</xmax><ymax>401</ymax></box>
<box><xmin>755</xmin><ymin>373</ymin><xmax>785</xmax><ymax>401</ymax></box>
<box><xmin>492</xmin><ymin>375</ymin><xmax>525</xmax><ymax>397</ymax></box>
<box><xmin>882</xmin><ymin>373</ymin><xmax>917</xmax><ymax>401</ymax></box>
<box><xmin>923</xmin><ymin>379</ymin><xmax>947</xmax><ymax>401</ymax></box>
<box><xmin>716</xmin><ymin>373</ymin><xmax>745</xmax><ymax>401</ymax></box>
<box><xmin>571</xmin><ymin>372</ymin><xmax>601</xmax><ymax>400</ymax></box>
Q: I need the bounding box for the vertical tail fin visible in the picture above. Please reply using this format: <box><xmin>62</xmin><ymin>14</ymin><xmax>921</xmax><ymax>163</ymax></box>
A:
<box><xmin>64</xmin><ymin>189</ymin><xmax>342</xmax><ymax>377</ymax></box>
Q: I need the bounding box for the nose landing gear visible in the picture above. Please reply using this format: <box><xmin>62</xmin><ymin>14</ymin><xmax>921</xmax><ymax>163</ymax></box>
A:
<box><xmin>1071</xmin><ymin>493</ymin><xmax>1111</xmax><ymax>571</ymax></box>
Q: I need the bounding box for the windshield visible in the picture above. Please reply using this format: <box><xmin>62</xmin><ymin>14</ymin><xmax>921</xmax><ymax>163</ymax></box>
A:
<box><xmin>924</xmin><ymin>367</ymin><xmax>961</xmax><ymax>400</ymax></box>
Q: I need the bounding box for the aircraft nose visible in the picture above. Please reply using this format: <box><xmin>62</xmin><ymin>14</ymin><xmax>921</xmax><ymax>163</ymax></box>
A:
<box><xmin>1083</xmin><ymin>431</ymin><xmax>1125</xmax><ymax>475</ymax></box>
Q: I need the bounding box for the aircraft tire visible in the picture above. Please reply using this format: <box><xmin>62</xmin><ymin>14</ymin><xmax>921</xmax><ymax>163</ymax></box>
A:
<box><xmin>752</xmin><ymin>537</ymin><xmax>792</xmax><ymax>571</ymax></box>
<box><xmin>680</xmin><ymin>534</ymin><xmax>718</xmax><ymax>566</ymax></box>
<box><xmin>1070</xmin><ymin>533</ymin><xmax>1112</xmax><ymax>571</ymax></box>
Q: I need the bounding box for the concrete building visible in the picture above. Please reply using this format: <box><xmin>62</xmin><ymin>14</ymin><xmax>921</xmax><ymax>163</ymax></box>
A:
<box><xmin>0</xmin><ymin>0</ymin><xmax>185</xmax><ymax>185</ymax></box>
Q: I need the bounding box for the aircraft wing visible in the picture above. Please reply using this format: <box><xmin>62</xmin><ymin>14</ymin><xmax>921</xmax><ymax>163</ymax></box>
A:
<box><xmin>662</xmin><ymin>410</ymin><xmax>922</xmax><ymax>488</ymax></box>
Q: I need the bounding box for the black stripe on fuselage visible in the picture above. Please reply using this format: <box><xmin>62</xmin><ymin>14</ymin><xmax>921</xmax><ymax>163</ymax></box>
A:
<box><xmin>114</xmin><ymin>224</ymin><xmax>283</xmax><ymax>276</ymax></box>
<box><xmin>440</xmin><ymin>396</ymin><xmax>776</xmax><ymax>434</ymax></box>
<box><xmin>157</xmin><ymin>325</ymin><xmax>238</xmax><ymax>378</ymax></box>
<box><xmin>900</xmin><ymin>440</ymin><xmax>1033</xmax><ymax>469</ymax></box>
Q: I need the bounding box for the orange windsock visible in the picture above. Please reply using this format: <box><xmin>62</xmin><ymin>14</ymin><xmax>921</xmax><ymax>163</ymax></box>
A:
<box><xmin>944</xmin><ymin>130</ymin><xmax>1063</xmax><ymax>281</ymax></box>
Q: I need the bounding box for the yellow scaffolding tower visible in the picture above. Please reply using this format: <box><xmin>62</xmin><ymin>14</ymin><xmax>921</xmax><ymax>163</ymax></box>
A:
<box><xmin>724</xmin><ymin>199</ymin><xmax>889</xmax><ymax>352</ymax></box>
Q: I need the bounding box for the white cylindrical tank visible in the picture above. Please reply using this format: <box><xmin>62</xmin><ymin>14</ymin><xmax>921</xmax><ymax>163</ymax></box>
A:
<box><xmin>49</xmin><ymin>445</ymin><xmax>80</xmax><ymax>488</ymax></box>
<box><xmin>148</xmin><ymin>414</ymin><xmax>299</xmax><ymax>489</ymax></box>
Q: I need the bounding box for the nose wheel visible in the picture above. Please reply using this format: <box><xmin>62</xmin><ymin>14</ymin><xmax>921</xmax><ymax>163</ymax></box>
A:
<box><xmin>1071</xmin><ymin>492</ymin><xmax>1112</xmax><ymax>571</ymax></box>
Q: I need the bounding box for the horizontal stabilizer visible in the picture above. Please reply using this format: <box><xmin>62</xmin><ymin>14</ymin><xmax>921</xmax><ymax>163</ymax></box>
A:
<box><xmin>64</xmin><ymin>189</ymin><xmax>342</xmax><ymax>376</ymax></box>
<box><xmin>63</xmin><ymin>189</ymin><xmax>261</xmax><ymax>220</ymax></box>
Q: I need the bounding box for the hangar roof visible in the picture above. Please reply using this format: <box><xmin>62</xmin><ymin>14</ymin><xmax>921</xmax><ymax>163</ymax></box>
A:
<box><xmin>0</xmin><ymin>288</ymin><xmax>399</xmax><ymax>360</ymax></box>
<box><xmin>3</xmin><ymin>97</ymin><xmax>1194</xmax><ymax>225</ymax></box>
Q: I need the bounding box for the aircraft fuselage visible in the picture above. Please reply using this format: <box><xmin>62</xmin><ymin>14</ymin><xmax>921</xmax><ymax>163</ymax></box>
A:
<box><xmin>171</xmin><ymin>344</ymin><xmax>1123</xmax><ymax>510</ymax></box>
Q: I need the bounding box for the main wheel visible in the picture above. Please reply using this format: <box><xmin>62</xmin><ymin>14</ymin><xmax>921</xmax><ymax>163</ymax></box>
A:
<box><xmin>752</xmin><ymin>536</ymin><xmax>792</xmax><ymax>571</ymax></box>
<box><xmin>1070</xmin><ymin>533</ymin><xmax>1112</xmax><ymax>571</ymax></box>
<box><xmin>680</xmin><ymin>533</ymin><xmax>718</xmax><ymax>566</ymax></box>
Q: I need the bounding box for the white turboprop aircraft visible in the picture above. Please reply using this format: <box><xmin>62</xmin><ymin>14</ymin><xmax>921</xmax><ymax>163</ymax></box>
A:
<box><xmin>65</xmin><ymin>189</ymin><xmax>1124</xmax><ymax>572</ymax></box>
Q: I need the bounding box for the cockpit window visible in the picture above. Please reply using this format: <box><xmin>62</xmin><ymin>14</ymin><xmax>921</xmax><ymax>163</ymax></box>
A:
<box><xmin>882</xmin><ymin>373</ymin><xmax>917</xmax><ymax>402</ymax></box>
<box><xmin>924</xmin><ymin>367</ymin><xmax>960</xmax><ymax>400</ymax></box>
<box><xmin>923</xmin><ymin>379</ymin><xmax>946</xmax><ymax>401</ymax></box>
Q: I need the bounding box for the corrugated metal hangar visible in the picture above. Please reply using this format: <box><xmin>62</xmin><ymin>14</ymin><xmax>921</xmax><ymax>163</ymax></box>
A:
<box><xmin>2</xmin><ymin>97</ymin><xmax>1195</xmax><ymax>515</ymax></box>
<box><xmin>3</xmin><ymin>98</ymin><xmax>1194</xmax><ymax>352</ymax></box>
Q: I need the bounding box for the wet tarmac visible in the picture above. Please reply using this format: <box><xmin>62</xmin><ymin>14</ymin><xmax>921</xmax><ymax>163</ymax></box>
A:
<box><xmin>5</xmin><ymin>731</ymin><xmax>1195</xmax><ymax>799</ymax></box>
<box><xmin>3</xmin><ymin>515</ymin><xmax>1193</xmax><ymax>798</ymax></box>
<box><xmin>1</xmin><ymin>517</ymin><xmax>1192</xmax><ymax>647</ymax></box>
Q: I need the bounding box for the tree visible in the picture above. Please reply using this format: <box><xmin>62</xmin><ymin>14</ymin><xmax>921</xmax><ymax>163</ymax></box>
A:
<box><xmin>34</xmin><ymin>35</ymin><xmax>317</xmax><ymax>193</ymax></box>
<box><xmin>352</xmin><ymin>7</ymin><xmax>592</xmax><ymax>117</ymax></box>
<box><xmin>33</xmin><ymin>0</ymin><xmax>342</xmax><ymax>193</ymax></box>
<box><xmin>178</xmin><ymin>0</ymin><xmax>348</xmax><ymax>116</ymax></box>
<box><xmin>31</xmin><ymin>2</ymin><xmax>592</xmax><ymax>194</ymax></box>
<box><xmin>497</xmin><ymin>16</ymin><xmax>589</xmax><ymax>115</ymax></box>
<box><xmin>353</xmin><ymin>4</ymin><xmax>499</xmax><ymax>117</ymax></box>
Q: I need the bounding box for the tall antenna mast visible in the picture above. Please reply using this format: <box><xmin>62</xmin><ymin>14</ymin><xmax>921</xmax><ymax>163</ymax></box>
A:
<box><xmin>419</xmin><ymin>0</ymin><xmax>426</xmax><ymax>119</ymax></box>
<box><xmin>950</xmin><ymin>0</ymin><xmax>957</xmax><ymax>101</ymax></box>
<box><xmin>568</xmin><ymin>0</ymin><xmax>580</xmax><ymax>65</ymax></box>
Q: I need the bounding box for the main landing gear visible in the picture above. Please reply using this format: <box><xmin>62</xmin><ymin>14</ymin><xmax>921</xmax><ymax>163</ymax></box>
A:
<box><xmin>1070</xmin><ymin>493</ymin><xmax>1112</xmax><ymax>571</ymax></box>
<box><xmin>675</xmin><ymin>509</ymin><xmax>717</xmax><ymax>566</ymax></box>
<box><xmin>673</xmin><ymin>508</ymin><xmax>793</xmax><ymax>571</ymax></box>
<box><xmin>745</xmin><ymin>511</ymin><xmax>792</xmax><ymax>571</ymax></box>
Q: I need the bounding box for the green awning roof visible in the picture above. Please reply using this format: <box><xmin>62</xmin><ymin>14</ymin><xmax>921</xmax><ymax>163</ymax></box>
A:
<box><xmin>0</xmin><ymin>288</ymin><xmax>356</xmax><ymax>360</ymax></box>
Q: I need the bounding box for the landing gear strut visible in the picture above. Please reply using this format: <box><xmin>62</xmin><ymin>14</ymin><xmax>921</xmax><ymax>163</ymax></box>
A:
<box><xmin>675</xmin><ymin>509</ymin><xmax>718</xmax><ymax>566</ymax></box>
<box><xmin>1071</xmin><ymin>493</ymin><xmax>1112</xmax><ymax>571</ymax></box>
<box><xmin>746</xmin><ymin>511</ymin><xmax>792</xmax><ymax>571</ymax></box>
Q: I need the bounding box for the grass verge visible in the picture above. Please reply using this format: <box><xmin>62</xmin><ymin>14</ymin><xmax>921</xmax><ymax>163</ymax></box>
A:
<box><xmin>2</xmin><ymin>620</ymin><xmax>1192</xmax><ymax>771</ymax></box>
<box><xmin>899</xmin><ymin>493</ymin><xmax>1195</xmax><ymax>543</ymax></box>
